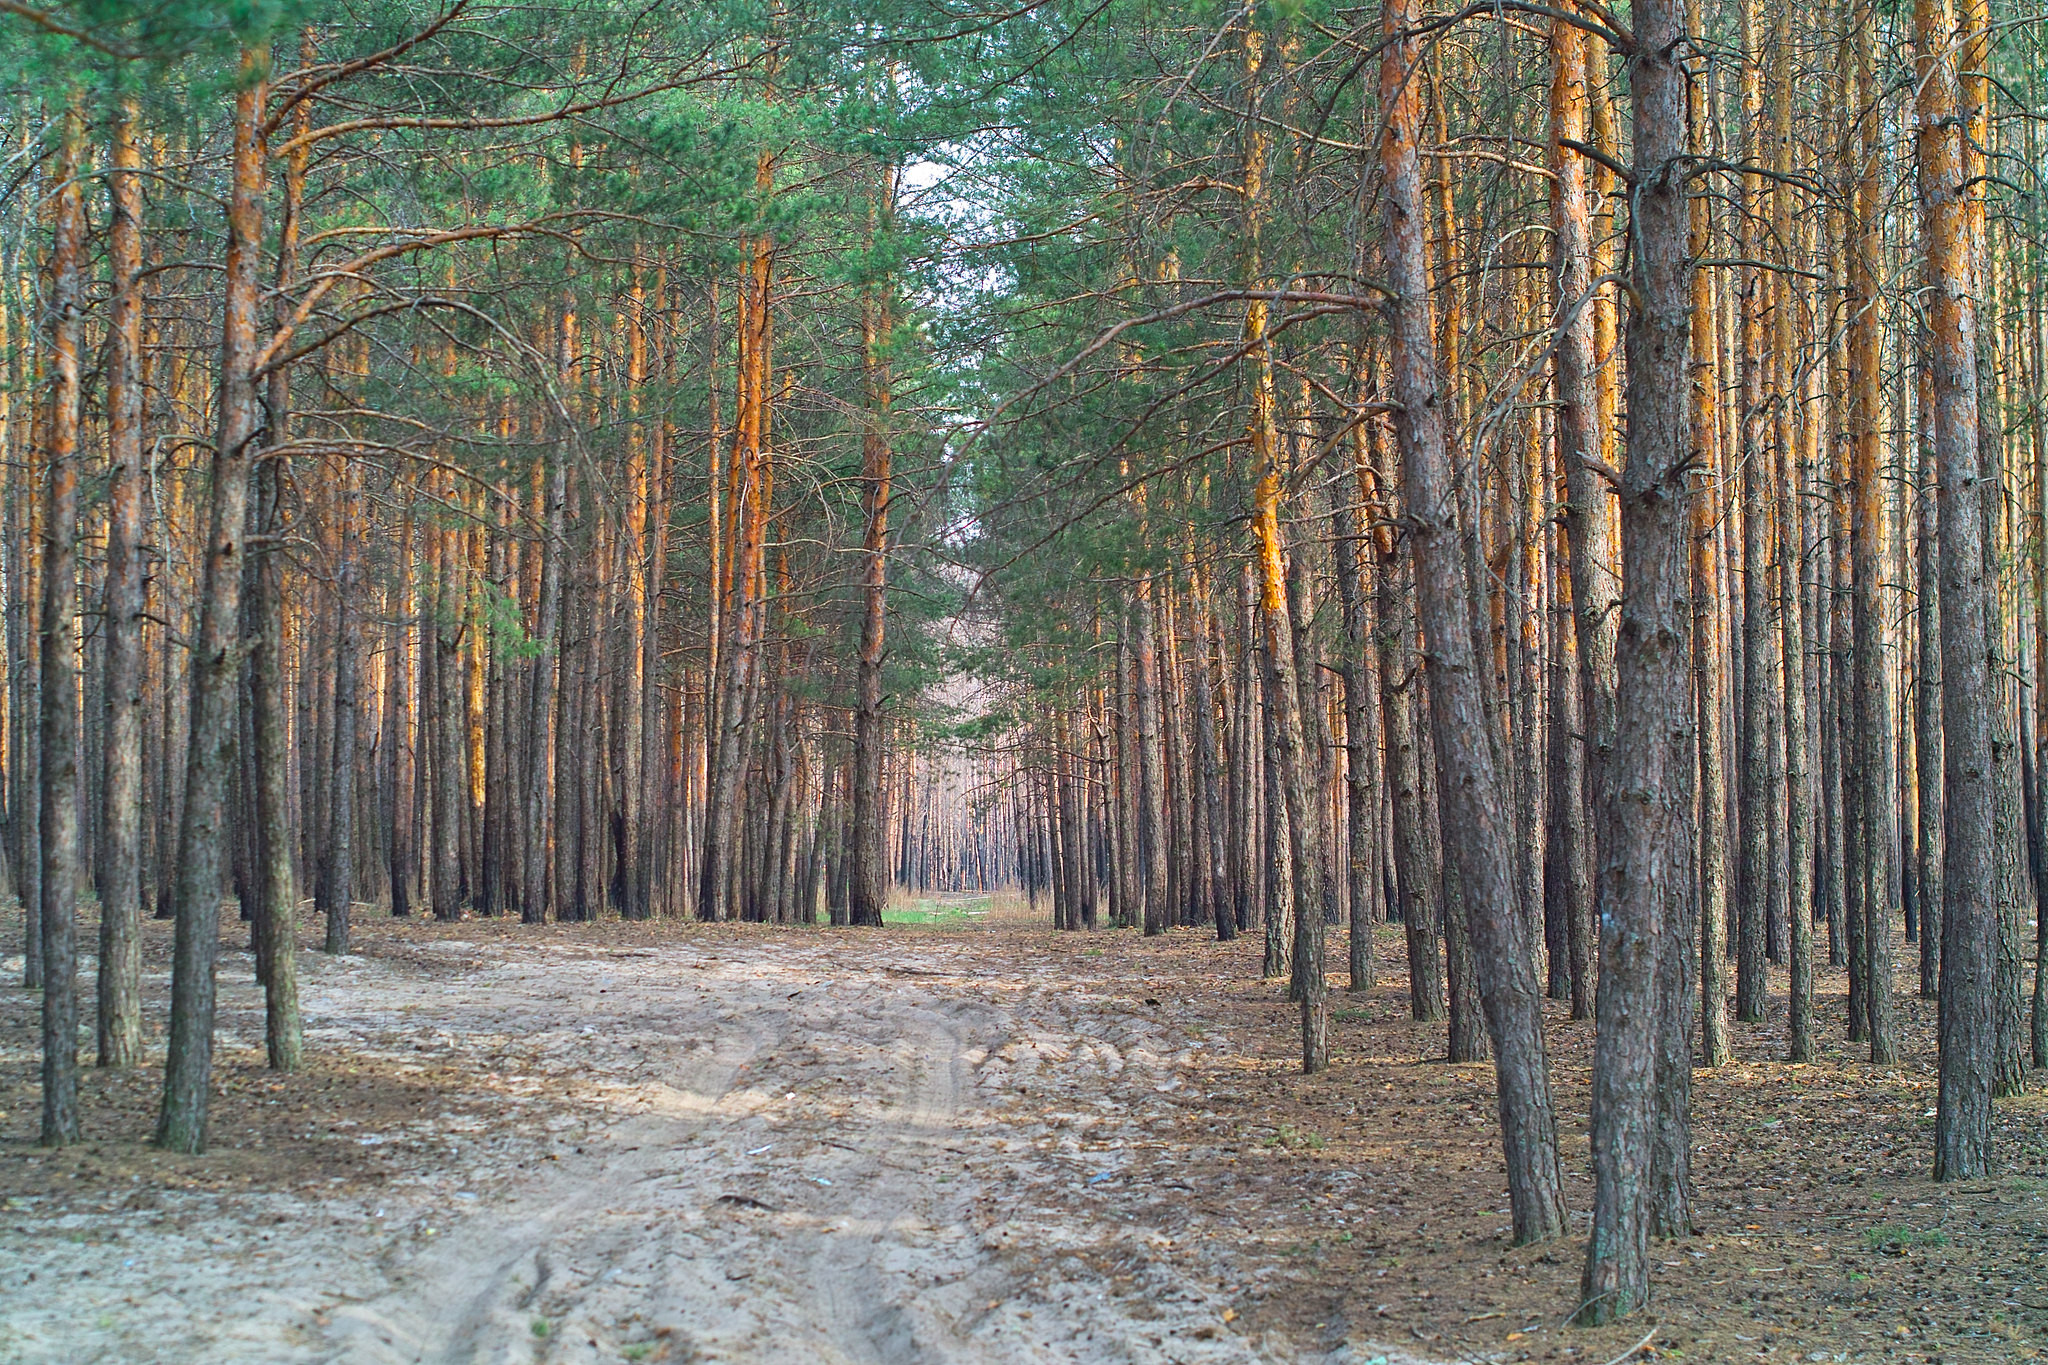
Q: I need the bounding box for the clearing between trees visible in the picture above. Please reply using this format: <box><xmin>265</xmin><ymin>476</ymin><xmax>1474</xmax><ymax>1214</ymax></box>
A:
<box><xmin>2</xmin><ymin>907</ymin><xmax>2041</xmax><ymax>1365</ymax></box>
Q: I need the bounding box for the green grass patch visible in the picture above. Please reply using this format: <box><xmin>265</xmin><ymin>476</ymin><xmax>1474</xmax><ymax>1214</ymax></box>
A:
<box><xmin>1862</xmin><ymin>1224</ymin><xmax>1947</xmax><ymax>1254</ymax></box>
<box><xmin>882</xmin><ymin>896</ymin><xmax>992</xmax><ymax>926</ymax></box>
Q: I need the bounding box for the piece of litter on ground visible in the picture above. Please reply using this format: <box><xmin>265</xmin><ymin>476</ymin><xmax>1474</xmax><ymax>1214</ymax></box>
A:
<box><xmin>1087</xmin><ymin>1170</ymin><xmax>1117</xmax><ymax>1185</ymax></box>
<box><xmin>745</xmin><ymin>1144</ymin><xmax>774</xmax><ymax>1156</ymax></box>
<box><xmin>810</xmin><ymin>1176</ymin><xmax>833</xmax><ymax>1186</ymax></box>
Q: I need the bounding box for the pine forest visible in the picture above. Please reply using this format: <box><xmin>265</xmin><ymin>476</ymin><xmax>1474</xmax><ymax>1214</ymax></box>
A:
<box><xmin>0</xmin><ymin>0</ymin><xmax>2045</xmax><ymax>1359</ymax></box>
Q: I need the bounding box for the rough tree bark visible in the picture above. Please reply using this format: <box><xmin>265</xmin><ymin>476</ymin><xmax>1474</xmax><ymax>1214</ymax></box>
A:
<box><xmin>1916</xmin><ymin>0</ymin><xmax>1995</xmax><ymax>1183</ymax></box>
<box><xmin>158</xmin><ymin>49</ymin><xmax>267</xmax><ymax>1154</ymax></box>
<box><xmin>1380</xmin><ymin>0</ymin><xmax>1564</xmax><ymax>1244</ymax></box>
<box><xmin>1581</xmin><ymin>0</ymin><xmax>1695</xmax><ymax>1316</ymax></box>
<box><xmin>1847</xmin><ymin>3</ymin><xmax>1896</xmax><ymax>1062</ymax></box>
<box><xmin>97</xmin><ymin>95</ymin><xmax>147</xmax><ymax>1070</ymax></box>
<box><xmin>1687</xmin><ymin>108</ymin><xmax>1731</xmax><ymax>1066</ymax></box>
<box><xmin>38</xmin><ymin>97</ymin><xmax>85</xmax><ymax>1147</ymax></box>
<box><xmin>1549</xmin><ymin>8</ymin><xmax>1602</xmax><ymax>1023</ymax></box>
<box><xmin>848</xmin><ymin>182</ymin><xmax>895</xmax><ymax>931</ymax></box>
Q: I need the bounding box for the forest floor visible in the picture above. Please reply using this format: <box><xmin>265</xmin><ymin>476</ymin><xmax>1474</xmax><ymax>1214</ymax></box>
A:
<box><xmin>0</xmin><ymin>904</ymin><xmax>2044</xmax><ymax>1365</ymax></box>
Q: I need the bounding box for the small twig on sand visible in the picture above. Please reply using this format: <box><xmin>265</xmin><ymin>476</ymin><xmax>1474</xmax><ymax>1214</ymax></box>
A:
<box><xmin>1599</xmin><ymin>1324</ymin><xmax>1660</xmax><ymax>1365</ymax></box>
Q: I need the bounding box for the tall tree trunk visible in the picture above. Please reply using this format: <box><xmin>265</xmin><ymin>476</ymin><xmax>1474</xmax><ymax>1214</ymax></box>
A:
<box><xmin>849</xmin><ymin>194</ymin><xmax>895</xmax><ymax>929</ymax></box>
<box><xmin>252</xmin><ymin>37</ymin><xmax>309</xmax><ymax>1070</ymax></box>
<box><xmin>1581</xmin><ymin>0</ymin><xmax>1694</xmax><ymax>1315</ymax></box>
<box><xmin>250</xmin><ymin>454</ymin><xmax>304</xmax><ymax>1060</ymax></box>
<box><xmin>523</xmin><ymin>438</ymin><xmax>565</xmax><ymax>923</ymax></box>
<box><xmin>1550</xmin><ymin>15</ymin><xmax>1602</xmax><ymax>1024</ymax></box>
<box><xmin>1848</xmin><ymin>5</ymin><xmax>1896</xmax><ymax>1062</ymax></box>
<box><xmin>1919</xmin><ymin>0</ymin><xmax>1995</xmax><ymax>1181</ymax></box>
<box><xmin>1377</xmin><ymin>469</ymin><xmax>1444</xmax><ymax>1022</ymax></box>
<box><xmin>38</xmin><ymin>97</ymin><xmax>85</xmax><ymax>1147</ymax></box>
<box><xmin>2033</xmin><ymin>232</ymin><xmax>2048</xmax><ymax>1063</ymax></box>
<box><xmin>1764</xmin><ymin>3</ymin><xmax>1814</xmax><ymax>1065</ymax></box>
<box><xmin>1380</xmin><ymin>0</ymin><xmax>1564</xmax><ymax>1244</ymax></box>
<box><xmin>159</xmin><ymin>50</ymin><xmax>267</xmax><ymax>1154</ymax></box>
<box><xmin>1688</xmin><ymin>119</ymin><xmax>1731</xmax><ymax>1065</ymax></box>
<box><xmin>1241</xmin><ymin>13</ymin><xmax>1323</xmax><ymax>1067</ymax></box>
<box><xmin>387</xmin><ymin>515</ymin><xmax>416</xmax><ymax>917</ymax></box>
<box><xmin>1552</xmin><ymin>17</ymin><xmax>1619</xmax><ymax>872</ymax></box>
<box><xmin>432</xmin><ymin>515</ymin><xmax>464</xmax><ymax>920</ymax></box>
<box><xmin>1735</xmin><ymin>313</ymin><xmax>1773</xmax><ymax>1021</ymax></box>
<box><xmin>1548</xmin><ymin>547</ymin><xmax>1596</xmax><ymax>1020</ymax></box>
<box><xmin>616</xmin><ymin>271</ymin><xmax>650</xmax><ymax>921</ymax></box>
<box><xmin>97</xmin><ymin>95</ymin><xmax>147</xmax><ymax>1070</ymax></box>
<box><xmin>1191</xmin><ymin>560</ymin><xmax>1233</xmax><ymax>944</ymax></box>
<box><xmin>1335</xmin><ymin>440</ymin><xmax>1380</xmax><ymax>987</ymax></box>
<box><xmin>1433</xmin><ymin>732</ymin><xmax>1487</xmax><ymax>1065</ymax></box>
<box><xmin>323</xmin><ymin>542</ymin><xmax>359</xmax><ymax>954</ymax></box>
<box><xmin>1917</xmin><ymin>373</ymin><xmax>1944</xmax><ymax>1001</ymax></box>
<box><xmin>702</xmin><ymin>161</ymin><xmax>776</xmax><ymax>922</ymax></box>
<box><xmin>6</xmin><ymin>252</ymin><xmax>41</xmax><ymax>980</ymax></box>
<box><xmin>1232</xmin><ymin>564</ymin><xmax>1261</xmax><ymax>938</ymax></box>
<box><xmin>1133</xmin><ymin>582</ymin><xmax>1171</xmax><ymax>938</ymax></box>
<box><xmin>640</xmin><ymin>271</ymin><xmax>673</xmax><ymax>919</ymax></box>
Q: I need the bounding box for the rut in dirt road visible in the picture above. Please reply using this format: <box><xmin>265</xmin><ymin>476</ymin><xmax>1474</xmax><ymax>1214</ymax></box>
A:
<box><xmin>319</xmin><ymin>936</ymin><xmax>1325</xmax><ymax>1365</ymax></box>
<box><xmin>334</xmin><ymin>952</ymin><xmax>1006</xmax><ymax>1363</ymax></box>
<box><xmin>2</xmin><ymin>928</ymin><xmax>1436</xmax><ymax>1365</ymax></box>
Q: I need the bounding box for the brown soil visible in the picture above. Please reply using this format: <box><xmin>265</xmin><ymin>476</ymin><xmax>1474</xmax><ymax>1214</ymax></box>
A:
<box><xmin>0</xmin><ymin>904</ymin><xmax>2042</xmax><ymax>1364</ymax></box>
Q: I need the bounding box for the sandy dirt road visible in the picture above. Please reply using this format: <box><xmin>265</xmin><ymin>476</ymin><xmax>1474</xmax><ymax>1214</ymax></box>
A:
<box><xmin>0</xmin><ymin>924</ymin><xmax>1432</xmax><ymax>1365</ymax></box>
